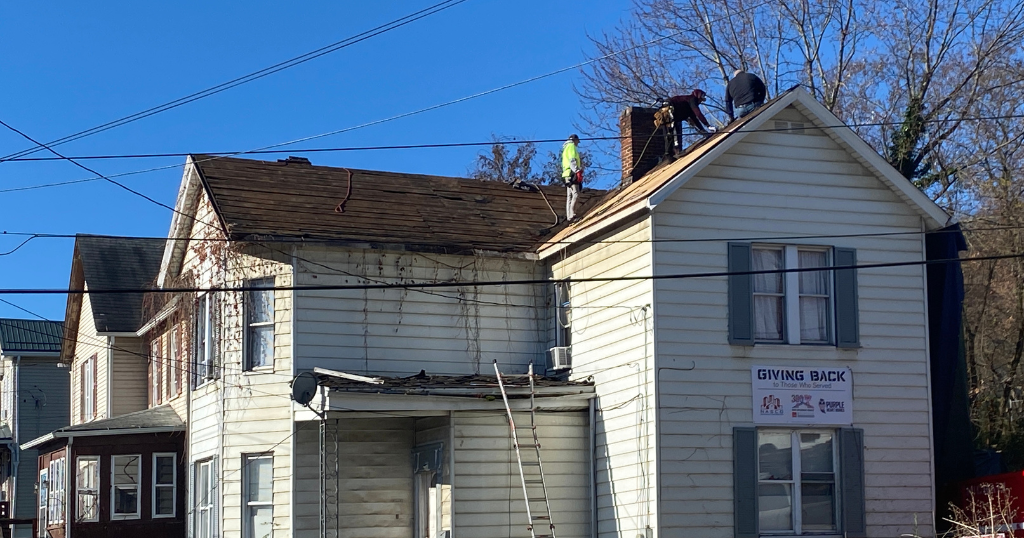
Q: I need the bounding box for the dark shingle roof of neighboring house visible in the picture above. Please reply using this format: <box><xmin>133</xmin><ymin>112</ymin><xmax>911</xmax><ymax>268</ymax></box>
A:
<box><xmin>0</xmin><ymin>319</ymin><xmax>63</xmax><ymax>354</ymax></box>
<box><xmin>191</xmin><ymin>155</ymin><xmax>605</xmax><ymax>253</ymax></box>
<box><xmin>21</xmin><ymin>405</ymin><xmax>184</xmax><ymax>450</ymax></box>
<box><xmin>75</xmin><ymin>235</ymin><xmax>166</xmax><ymax>333</ymax></box>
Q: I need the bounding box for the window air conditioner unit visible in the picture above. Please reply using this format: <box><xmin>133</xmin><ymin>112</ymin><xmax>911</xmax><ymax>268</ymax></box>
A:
<box><xmin>548</xmin><ymin>346</ymin><xmax>572</xmax><ymax>371</ymax></box>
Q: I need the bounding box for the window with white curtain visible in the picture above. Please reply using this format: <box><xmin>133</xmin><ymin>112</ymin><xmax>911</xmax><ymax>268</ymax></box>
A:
<box><xmin>752</xmin><ymin>245</ymin><xmax>832</xmax><ymax>344</ymax></box>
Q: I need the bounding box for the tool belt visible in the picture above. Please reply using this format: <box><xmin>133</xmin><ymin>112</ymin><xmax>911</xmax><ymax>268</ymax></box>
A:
<box><xmin>654</xmin><ymin>106</ymin><xmax>674</xmax><ymax>128</ymax></box>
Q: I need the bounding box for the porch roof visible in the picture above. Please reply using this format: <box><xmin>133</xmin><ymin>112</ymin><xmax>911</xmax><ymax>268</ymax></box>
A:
<box><xmin>21</xmin><ymin>405</ymin><xmax>183</xmax><ymax>450</ymax></box>
<box><xmin>315</xmin><ymin>367</ymin><xmax>594</xmax><ymax>398</ymax></box>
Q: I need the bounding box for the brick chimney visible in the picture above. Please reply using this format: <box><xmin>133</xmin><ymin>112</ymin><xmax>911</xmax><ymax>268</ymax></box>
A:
<box><xmin>620</xmin><ymin>106</ymin><xmax>668</xmax><ymax>186</ymax></box>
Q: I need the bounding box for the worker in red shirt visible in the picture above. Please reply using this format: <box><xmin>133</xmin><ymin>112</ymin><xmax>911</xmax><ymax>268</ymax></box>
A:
<box><xmin>667</xmin><ymin>89</ymin><xmax>714</xmax><ymax>153</ymax></box>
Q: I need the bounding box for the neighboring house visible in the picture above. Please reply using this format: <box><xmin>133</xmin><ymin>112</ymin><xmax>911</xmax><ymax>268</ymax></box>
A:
<box><xmin>0</xmin><ymin>319</ymin><xmax>68</xmax><ymax>538</ymax></box>
<box><xmin>538</xmin><ymin>88</ymin><xmax>951</xmax><ymax>538</ymax></box>
<box><xmin>61</xmin><ymin>234</ymin><xmax>166</xmax><ymax>424</ymax></box>
<box><xmin>22</xmin><ymin>406</ymin><xmax>185</xmax><ymax>538</ymax></box>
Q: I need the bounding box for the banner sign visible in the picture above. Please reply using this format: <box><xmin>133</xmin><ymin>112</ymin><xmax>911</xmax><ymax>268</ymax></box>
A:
<box><xmin>751</xmin><ymin>366</ymin><xmax>853</xmax><ymax>425</ymax></box>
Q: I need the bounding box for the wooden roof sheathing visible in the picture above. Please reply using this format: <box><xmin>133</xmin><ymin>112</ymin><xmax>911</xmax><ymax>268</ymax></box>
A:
<box><xmin>192</xmin><ymin>155</ymin><xmax>605</xmax><ymax>254</ymax></box>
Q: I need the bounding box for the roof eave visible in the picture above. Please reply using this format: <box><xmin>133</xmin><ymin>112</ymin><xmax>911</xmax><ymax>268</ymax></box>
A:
<box><xmin>21</xmin><ymin>426</ymin><xmax>185</xmax><ymax>451</ymax></box>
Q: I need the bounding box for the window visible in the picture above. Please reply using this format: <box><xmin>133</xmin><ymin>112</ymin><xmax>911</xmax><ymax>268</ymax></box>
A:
<box><xmin>111</xmin><ymin>455</ymin><xmax>141</xmax><ymax>519</ymax></box>
<box><xmin>194</xmin><ymin>294</ymin><xmax>216</xmax><ymax>386</ymax></box>
<box><xmin>37</xmin><ymin>469</ymin><xmax>47</xmax><ymax>538</ymax></box>
<box><xmin>151</xmin><ymin>337</ymin><xmax>163</xmax><ymax>405</ymax></box>
<box><xmin>48</xmin><ymin>457</ymin><xmax>66</xmax><ymax>526</ymax></box>
<box><xmin>758</xmin><ymin>430</ymin><xmax>837</xmax><ymax>534</ymax></box>
<box><xmin>728</xmin><ymin>243</ymin><xmax>858</xmax><ymax>347</ymax></box>
<box><xmin>243</xmin><ymin>454</ymin><xmax>273</xmax><ymax>538</ymax></box>
<box><xmin>169</xmin><ymin>327</ymin><xmax>180</xmax><ymax>397</ymax></box>
<box><xmin>195</xmin><ymin>459</ymin><xmax>216</xmax><ymax>538</ymax></box>
<box><xmin>153</xmin><ymin>453</ymin><xmax>176</xmax><ymax>518</ymax></box>
<box><xmin>734</xmin><ymin>427</ymin><xmax>865</xmax><ymax>537</ymax></box>
<box><xmin>245</xmin><ymin>279</ymin><xmax>275</xmax><ymax>371</ymax></box>
<box><xmin>76</xmin><ymin>456</ymin><xmax>99</xmax><ymax>522</ymax></box>
<box><xmin>82</xmin><ymin>354</ymin><xmax>96</xmax><ymax>422</ymax></box>
<box><xmin>555</xmin><ymin>281</ymin><xmax>571</xmax><ymax>348</ymax></box>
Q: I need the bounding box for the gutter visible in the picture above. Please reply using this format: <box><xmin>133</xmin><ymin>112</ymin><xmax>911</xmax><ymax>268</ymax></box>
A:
<box><xmin>21</xmin><ymin>426</ymin><xmax>184</xmax><ymax>451</ymax></box>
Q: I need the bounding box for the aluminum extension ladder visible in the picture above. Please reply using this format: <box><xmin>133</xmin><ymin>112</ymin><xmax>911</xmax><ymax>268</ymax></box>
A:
<box><xmin>493</xmin><ymin>360</ymin><xmax>557</xmax><ymax>538</ymax></box>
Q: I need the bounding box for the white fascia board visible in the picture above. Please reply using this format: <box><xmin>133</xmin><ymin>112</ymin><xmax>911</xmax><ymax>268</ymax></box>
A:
<box><xmin>157</xmin><ymin>159</ymin><xmax>201</xmax><ymax>288</ymax></box>
<box><xmin>647</xmin><ymin>90</ymin><xmax>801</xmax><ymax>209</ymax></box>
<box><xmin>95</xmin><ymin>332</ymin><xmax>139</xmax><ymax>338</ymax></box>
<box><xmin>135</xmin><ymin>297</ymin><xmax>181</xmax><ymax>336</ymax></box>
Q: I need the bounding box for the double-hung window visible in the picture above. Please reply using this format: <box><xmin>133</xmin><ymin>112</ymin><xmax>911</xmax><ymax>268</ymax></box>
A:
<box><xmin>153</xmin><ymin>453</ymin><xmax>176</xmax><ymax>518</ymax></box>
<box><xmin>729</xmin><ymin>243</ymin><xmax>858</xmax><ymax>347</ymax></box>
<box><xmin>47</xmin><ymin>457</ymin><xmax>66</xmax><ymax>527</ymax></box>
<box><xmin>734</xmin><ymin>427</ymin><xmax>866</xmax><ymax>538</ymax></box>
<box><xmin>37</xmin><ymin>469</ymin><xmax>48</xmax><ymax>537</ymax></box>
<box><xmin>194</xmin><ymin>294</ymin><xmax>215</xmax><ymax>386</ymax></box>
<box><xmin>555</xmin><ymin>281</ymin><xmax>571</xmax><ymax>348</ymax></box>
<box><xmin>82</xmin><ymin>355</ymin><xmax>96</xmax><ymax>422</ymax></box>
<box><xmin>243</xmin><ymin>454</ymin><xmax>274</xmax><ymax>538</ymax></box>
<box><xmin>195</xmin><ymin>458</ymin><xmax>216</xmax><ymax>538</ymax></box>
<box><xmin>244</xmin><ymin>279</ymin><xmax>275</xmax><ymax>371</ymax></box>
<box><xmin>111</xmin><ymin>455</ymin><xmax>141</xmax><ymax>519</ymax></box>
<box><xmin>151</xmin><ymin>337</ymin><xmax>163</xmax><ymax>405</ymax></box>
<box><xmin>169</xmin><ymin>327</ymin><xmax>180</xmax><ymax>396</ymax></box>
<box><xmin>76</xmin><ymin>456</ymin><xmax>99</xmax><ymax>522</ymax></box>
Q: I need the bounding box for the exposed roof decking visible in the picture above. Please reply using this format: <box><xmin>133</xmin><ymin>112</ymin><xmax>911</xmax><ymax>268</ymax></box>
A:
<box><xmin>192</xmin><ymin>155</ymin><xmax>605</xmax><ymax>253</ymax></box>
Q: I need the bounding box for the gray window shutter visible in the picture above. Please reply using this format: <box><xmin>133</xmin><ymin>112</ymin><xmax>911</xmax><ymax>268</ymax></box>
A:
<box><xmin>728</xmin><ymin>243</ymin><xmax>755</xmax><ymax>345</ymax></box>
<box><xmin>839</xmin><ymin>428</ymin><xmax>867</xmax><ymax>537</ymax></box>
<box><xmin>834</xmin><ymin>248</ymin><xmax>860</xmax><ymax>348</ymax></box>
<box><xmin>733</xmin><ymin>427</ymin><xmax>758</xmax><ymax>538</ymax></box>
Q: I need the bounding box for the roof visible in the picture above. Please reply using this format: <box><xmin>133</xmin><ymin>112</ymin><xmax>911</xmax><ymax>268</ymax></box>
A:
<box><xmin>21</xmin><ymin>405</ymin><xmax>184</xmax><ymax>450</ymax></box>
<box><xmin>190</xmin><ymin>155</ymin><xmax>604</xmax><ymax>253</ymax></box>
<box><xmin>0</xmin><ymin>319</ymin><xmax>63</xmax><ymax>354</ymax></box>
<box><xmin>318</xmin><ymin>368</ymin><xmax>594</xmax><ymax>398</ymax></box>
<box><xmin>538</xmin><ymin>87</ymin><xmax>951</xmax><ymax>258</ymax></box>
<box><xmin>75</xmin><ymin>235</ymin><xmax>166</xmax><ymax>333</ymax></box>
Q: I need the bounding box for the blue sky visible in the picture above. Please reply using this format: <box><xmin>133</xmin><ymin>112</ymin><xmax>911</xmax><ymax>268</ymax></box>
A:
<box><xmin>0</xmin><ymin>1</ymin><xmax>631</xmax><ymax>320</ymax></box>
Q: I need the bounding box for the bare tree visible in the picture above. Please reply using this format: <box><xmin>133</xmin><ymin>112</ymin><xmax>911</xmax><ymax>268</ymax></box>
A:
<box><xmin>471</xmin><ymin>140</ymin><xmax>593</xmax><ymax>187</ymax></box>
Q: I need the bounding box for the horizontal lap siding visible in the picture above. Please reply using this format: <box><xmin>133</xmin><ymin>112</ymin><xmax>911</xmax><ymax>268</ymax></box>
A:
<box><xmin>453</xmin><ymin>411</ymin><xmax>590</xmax><ymax>538</ymax></box>
<box><xmin>553</xmin><ymin>219</ymin><xmax>655</xmax><ymax>538</ymax></box>
<box><xmin>294</xmin><ymin>417</ymin><xmax>416</xmax><ymax>538</ymax></box>
<box><xmin>293</xmin><ymin>247</ymin><xmax>546</xmax><ymax>376</ymax></box>
<box><xmin>110</xmin><ymin>335</ymin><xmax>148</xmax><ymax>417</ymax></box>
<box><xmin>73</xmin><ymin>293</ymin><xmax>106</xmax><ymax>423</ymax></box>
<box><xmin>653</xmin><ymin>105</ymin><xmax>933</xmax><ymax>538</ymax></box>
<box><xmin>15</xmin><ymin>359</ymin><xmax>69</xmax><ymax>519</ymax></box>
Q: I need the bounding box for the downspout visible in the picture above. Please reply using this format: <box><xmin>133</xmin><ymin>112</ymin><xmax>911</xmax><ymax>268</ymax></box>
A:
<box><xmin>289</xmin><ymin>245</ymin><xmax>298</xmax><ymax>537</ymax></box>
<box><xmin>589</xmin><ymin>397</ymin><xmax>597</xmax><ymax>538</ymax></box>
<box><xmin>106</xmin><ymin>337</ymin><xmax>114</xmax><ymax>419</ymax></box>
<box><xmin>449</xmin><ymin>410</ymin><xmax>456</xmax><ymax>538</ymax></box>
<box><xmin>921</xmin><ymin>219</ymin><xmax>938</xmax><ymax>531</ymax></box>
<box><xmin>11</xmin><ymin>356</ymin><xmax>19</xmax><ymax>523</ymax></box>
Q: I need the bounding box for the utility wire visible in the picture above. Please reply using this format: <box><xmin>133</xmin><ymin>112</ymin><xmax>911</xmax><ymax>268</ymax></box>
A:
<box><xmin>0</xmin><ymin>224</ymin><xmax>1003</xmax><ymax>250</ymax></box>
<box><xmin>5</xmin><ymin>112</ymin><xmax>1024</xmax><ymax>164</ymax></box>
<box><xmin>0</xmin><ymin>252</ymin><xmax>1008</xmax><ymax>296</ymax></box>
<box><xmin>0</xmin><ymin>0</ymin><xmax>469</xmax><ymax>163</ymax></box>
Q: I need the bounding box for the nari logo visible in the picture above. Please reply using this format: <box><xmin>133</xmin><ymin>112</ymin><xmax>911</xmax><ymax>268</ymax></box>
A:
<box><xmin>760</xmin><ymin>395</ymin><xmax>783</xmax><ymax>415</ymax></box>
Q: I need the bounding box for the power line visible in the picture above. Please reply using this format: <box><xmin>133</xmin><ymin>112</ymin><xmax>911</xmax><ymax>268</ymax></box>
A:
<box><xmin>0</xmin><ymin>252</ymin><xmax>1007</xmax><ymax>296</ymax></box>
<box><xmin>0</xmin><ymin>0</ymin><xmax>470</xmax><ymax>163</ymax></box>
<box><xmin>5</xmin><ymin>112</ymin><xmax>1024</xmax><ymax>164</ymax></box>
<box><xmin>0</xmin><ymin>0</ymin><xmax>778</xmax><ymax>195</ymax></box>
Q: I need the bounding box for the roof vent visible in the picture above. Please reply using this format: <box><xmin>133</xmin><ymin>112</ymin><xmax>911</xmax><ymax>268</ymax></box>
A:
<box><xmin>278</xmin><ymin>156</ymin><xmax>312</xmax><ymax>165</ymax></box>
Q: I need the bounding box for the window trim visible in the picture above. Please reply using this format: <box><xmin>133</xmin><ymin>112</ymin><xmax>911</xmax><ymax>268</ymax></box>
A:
<box><xmin>47</xmin><ymin>456</ymin><xmax>66</xmax><ymax>527</ymax></box>
<box><xmin>82</xmin><ymin>355</ymin><xmax>96</xmax><ymax>422</ymax></box>
<box><xmin>110</xmin><ymin>454</ymin><xmax>141</xmax><ymax>520</ymax></box>
<box><xmin>194</xmin><ymin>458</ymin><xmax>216</xmax><ymax>538</ymax></box>
<box><xmin>555</xmin><ymin>281</ymin><xmax>571</xmax><ymax>348</ymax></box>
<box><xmin>151</xmin><ymin>337</ymin><xmax>163</xmax><ymax>406</ymax></box>
<box><xmin>169</xmin><ymin>327</ymin><xmax>180</xmax><ymax>397</ymax></box>
<box><xmin>194</xmin><ymin>294</ymin><xmax>214</xmax><ymax>388</ymax></box>
<box><xmin>76</xmin><ymin>455</ymin><xmax>100</xmax><ymax>523</ymax></box>
<box><xmin>37</xmin><ymin>468</ymin><xmax>48</xmax><ymax>538</ymax></box>
<box><xmin>757</xmin><ymin>429</ymin><xmax>840</xmax><ymax>535</ymax></box>
<box><xmin>242</xmin><ymin>453</ymin><xmax>274</xmax><ymax>538</ymax></box>
<box><xmin>243</xmin><ymin>279</ymin><xmax>276</xmax><ymax>372</ymax></box>
<box><xmin>752</xmin><ymin>244</ymin><xmax>834</xmax><ymax>346</ymax></box>
<box><xmin>152</xmin><ymin>452</ymin><xmax>177</xmax><ymax>519</ymax></box>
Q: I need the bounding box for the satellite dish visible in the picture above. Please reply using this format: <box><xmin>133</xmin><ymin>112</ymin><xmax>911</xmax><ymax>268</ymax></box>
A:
<box><xmin>291</xmin><ymin>372</ymin><xmax>318</xmax><ymax>406</ymax></box>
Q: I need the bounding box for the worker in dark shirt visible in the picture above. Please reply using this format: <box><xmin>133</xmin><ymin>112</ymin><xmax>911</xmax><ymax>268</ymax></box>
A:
<box><xmin>725</xmin><ymin>69</ymin><xmax>767</xmax><ymax>122</ymax></box>
<box><xmin>667</xmin><ymin>89</ymin><xmax>713</xmax><ymax>152</ymax></box>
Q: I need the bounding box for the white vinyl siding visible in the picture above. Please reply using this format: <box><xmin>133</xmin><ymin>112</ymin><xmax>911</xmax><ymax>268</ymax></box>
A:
<box><xmin>652</xmin><ymin>104</ymin><xmax>933</xmax><ymax>537</ymax></box>
<box><xmin>292</xmin><ymin>247</ymin><xmax>546</xmax><ymax>376</ymax></box>
<box><xmin>553</xmin><ymin>218</ymin><xmax>655</xmax><ymax>538</ymax></box>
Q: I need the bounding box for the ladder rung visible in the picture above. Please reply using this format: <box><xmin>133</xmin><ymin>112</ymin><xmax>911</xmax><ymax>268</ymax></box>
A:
<box><xmin>524</xmin><ymin>479</ymin><xmax>544</xmax><ymax>484</ymax></box>
<box><xmin>534</xmin><ymin>515</ymin><xmax>550</xmax><ymax>520</ymax></box>
<box><xmin>522</xmin><ymin>461</ymin><xmax>540</xmax><ymax>466</ymax></box>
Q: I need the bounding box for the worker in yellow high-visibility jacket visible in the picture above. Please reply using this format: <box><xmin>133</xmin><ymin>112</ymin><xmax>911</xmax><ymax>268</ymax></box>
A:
<box><xmin>561</xmin><ymin>134</ymin><xmax>583</xmax><ymax>222</ymax></box>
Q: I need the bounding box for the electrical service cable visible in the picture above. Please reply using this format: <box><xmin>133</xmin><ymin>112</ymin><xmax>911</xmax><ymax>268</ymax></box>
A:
<box><xmin>0</xmin><ymin>0</ymin><xmax>470</xmax><ymax>163</ymax></box>
<box><xmin>0</xmin><ymin>251</ymin><xmax>1016</xmax><ymax>296</ymax></box>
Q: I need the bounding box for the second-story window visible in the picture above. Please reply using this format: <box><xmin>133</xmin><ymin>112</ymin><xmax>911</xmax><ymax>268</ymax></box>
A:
<box><xmin>151</xmin><ymin>337</ymin><xmax>163</xmax><ymax>406</ymax></box>
<box><xmin>555</xmin><ymin>281</ymin><xmax>571</xmax><ymax>348</ymax></box>
<box><xmin>169</xmin><ymin>327</ymin><xmax>179</xmax><ymax>397</ymax></box>
<box><xmin>245</xmin><ymin>279</ymin><xmax>275</xmax><ymax>371</ymax></box>
<box><xmin>193</xmin><ymin>294</ymin><xmax>217</xmax><ymax>386</ymax></box>
<box><xmin>81</xmin><ymin>354</ymin><xmax>96</xmax><ymax>422</ymax></box>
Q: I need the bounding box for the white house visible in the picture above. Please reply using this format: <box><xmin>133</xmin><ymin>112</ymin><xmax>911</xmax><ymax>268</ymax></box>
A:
<box><xmin>34</xmin><ymin>86</ymin><xmax>947</xmax><ymax>538</ymax></box>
